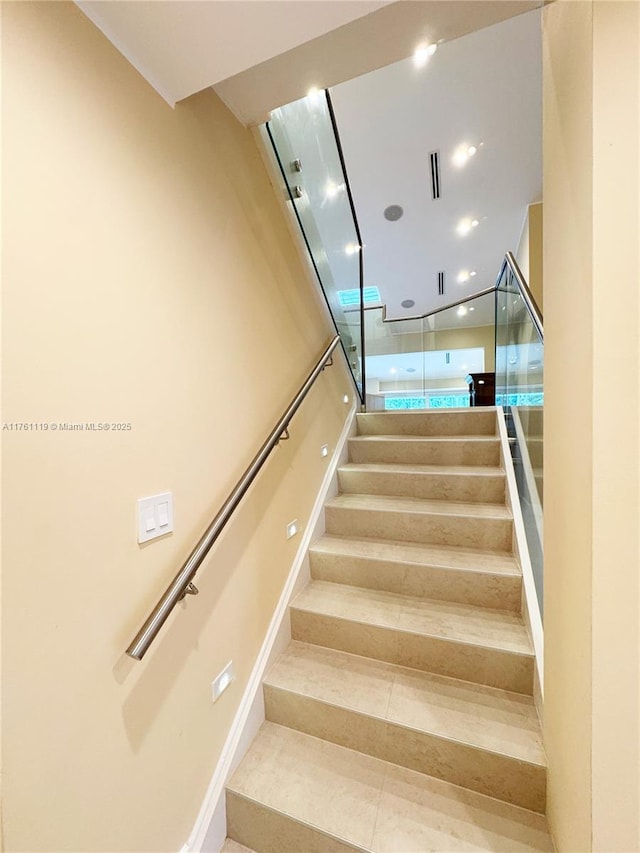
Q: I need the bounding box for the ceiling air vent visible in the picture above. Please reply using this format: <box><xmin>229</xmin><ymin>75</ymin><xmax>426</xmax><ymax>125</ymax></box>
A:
<box><xmin>429</xmin><ymin>150</ymin><xmax>441</xmax><ymax>200</ymax></box>
<box><xmin>437</xmin><ymin>271</ymin><xmax>445</xmax><ymax>296</ymax></box>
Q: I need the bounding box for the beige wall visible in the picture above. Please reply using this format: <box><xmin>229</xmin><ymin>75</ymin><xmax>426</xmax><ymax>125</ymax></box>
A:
<box><xmin>543</xmin><ymin>2</ymin><xmax>639</xmax><ymax>851</ymax></box>
<box><xmin>516</xmin><ymin>202</ymin><xmax>543</xmax><ymax>313</ymax></box>
<box><xmin>1</xmin><ymin>3</ymin><xmax>353</xmax><ymax>851</ymax></box>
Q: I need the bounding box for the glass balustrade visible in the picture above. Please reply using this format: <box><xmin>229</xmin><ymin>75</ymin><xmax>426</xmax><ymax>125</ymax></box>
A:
<box><xmin>363</xmin><ymin>290</ymin><xmax>496</xmax><ymax>412</ymax></box>
<box><xmin>263</xmin><ymin>93</ymin><xmax>543</xmax><ymax>614</ymax></box>
<box><xmin>266</xmin><ymin>93</ymin><xmax>363</xmax><ymax>398</ymax></box>
<box><xmin>496</xmin><ymin>259</ymin><xmax>544</xmax><ymax>612</ymax></box>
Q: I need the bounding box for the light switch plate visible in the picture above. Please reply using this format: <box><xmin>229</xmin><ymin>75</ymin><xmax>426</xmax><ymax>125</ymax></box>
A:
<box><xmin>137</xmin><ymin>492</ymin><xmax>173</xmax><ymax>544</ymax></box>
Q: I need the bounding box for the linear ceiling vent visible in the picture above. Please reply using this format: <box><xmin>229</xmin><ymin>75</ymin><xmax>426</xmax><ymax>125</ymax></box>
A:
<box><xmin>437</xmin><ymin>271</ymin><xmax>445</xmax><ymax>296</ymax></box>
<box><xmin>429</xmin><ymin>150</ymin><xmax>441</xmax><ymax>200</ymax></box>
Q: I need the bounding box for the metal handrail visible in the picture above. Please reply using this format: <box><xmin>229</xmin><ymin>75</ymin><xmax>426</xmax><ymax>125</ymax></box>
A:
<box><xmin>126</xmin><ymin>335</ymin><xmax>342</xmax><ymax>661</ymax></box>
<box><xmin>352</xmin><ymin>286</ymin><xmax>496</xmax><ymax>324</ymax></box>
<box><xmin>500</xmin><ymin>251</ymin><xmax>544</xmax><ymax>341</ymax></box>
<box><xmin>343</xmin><ymin>252</ymin><xmax>543</xmax><ymax>339</ymax></box>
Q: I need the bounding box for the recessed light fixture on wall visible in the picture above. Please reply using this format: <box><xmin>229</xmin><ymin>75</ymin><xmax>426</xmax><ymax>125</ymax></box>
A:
<box><xmin>457</xmin><ymin>306</ymin><xmax>468</xmax><ymax>316</ymax></box>
<box><xmin>344</xmin><ymin>243</ymin><xmax>361</xmax><ymax>256</ymax></box>
<box><xmin>457</xmin><ymin>270</ymin><xmax>477</xmax><ymax>283</ymax></box>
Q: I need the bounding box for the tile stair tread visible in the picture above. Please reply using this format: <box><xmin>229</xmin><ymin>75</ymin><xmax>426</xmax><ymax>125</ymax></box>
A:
<box><xmin>340</xmin><ymin>462</ymin><xmax>506</xmax><ymax>477</ymax></box>
<box><xmin>309</xmin><ymin>534</ymin><xmax>521</xmax><ymax>577</ymax></box>
<box><xmin>227</xmin><ymin>722</ymin><xmax>553</xmax><ymax>852</ymax></box>
<box><xmin>326</xmin><ymin>492</ymin><xmax>513</xmax><ymax>520</ymax></box>
<box><xmin>291</xmin><ymin>581</ymin><xmax>533</xmax><ymax>656</ymax></box>
<box><xmin>350</xmin><ymin>434</ymin><xmax>501</xmax><ymax>443</ymax></box>
<box><xmin>220</xmin><ymin>840</ymin><xmax>256</xmax><ymax>853</ymax></box>
<box><xmin>266</xmin><ymin>640</ymin><xmax>545</xmax><ymax>767</ymax></box>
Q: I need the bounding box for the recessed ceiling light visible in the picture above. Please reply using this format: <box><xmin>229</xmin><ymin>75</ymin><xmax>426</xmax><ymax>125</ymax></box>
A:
<box><xmin>389</xmin><ymin>367</ymin><xmax>398</xmax><ymax>374</ymax></box>
<box><xmin>413</xmin><ymin>42</ymin><xmax>437</xmax><ymax>68</ymax></box>
<box><xmin>457</xmin><ymin>218</ymin><xmax>474</xmax><ymax>236</ymax></box>
<box><xmin>471</xmin><ymin>219</ymin><xmax>479</xmax><ymax>228</ymax></box>
<box><xmin>401</xmin><ymin>299</ymin><xmax>415</xmax><ymax>308</ymax></box>
<box><xmin>457</xmin><ymin>270</ymin><xmax>470</xmax><ymax>283</ymax></box>
<box><xmin>470</xmin><ymin>270</ymin><xmax>477</xmax><ymax>277</ymax></box>
<box><xmin>457</xmin><ymin>306</ymin><xmax>468</xmax><ymax>316</ymax></box>
<box><xmin>384</xmin><ymin>204</ymin><xmax>404</xmax><ymax>221</ymax></box>
<box><xmin>452</xmin><ymin>144</ymin><xmax>478</xmax><ymax>168</ymax></box>
<box><xmin>469</xmin><ymin>306</ymin><xmax>475</xmax><ymax>311</ymax></box>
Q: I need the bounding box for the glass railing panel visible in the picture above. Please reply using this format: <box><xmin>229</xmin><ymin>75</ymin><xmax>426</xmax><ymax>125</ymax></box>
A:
<box><xmin>496</xmin><ymin>261</ymin><xmax>544</xmax><ymax>613</ymax></box>
<box><xmin>266</xmin><ymin>93</ymin><xmax>363</xmax><ymax>396</ymax></box>
<box><xmin>363</xmin><ymin>291</ymin><xmax>495</xmax><ymax>411</ymax></box>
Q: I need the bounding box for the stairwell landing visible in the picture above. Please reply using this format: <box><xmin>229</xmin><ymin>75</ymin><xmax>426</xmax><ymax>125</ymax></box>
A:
<box><xmin>222</xmin><ymin>408</ymin><xmax>552</xmax><ymax>852</ymax></box>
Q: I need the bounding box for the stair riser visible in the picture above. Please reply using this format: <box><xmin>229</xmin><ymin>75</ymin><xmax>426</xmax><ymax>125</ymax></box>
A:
<box><xmin>290</xmin><ymin>609</ymin><xmax>534</xmax><ymax>694</ymax></box>
<box><xmin>356</xmin><ymin>411</ymin><xmax>497</xmax><ymax>436</ymax></box>
<box><xmin>325</xmin><ymin>506</ymin><xmax>513</xmax><ymax>552</ymax></box>
<box><xmin>349</xmin><ymin>438</ymin><xmax>501</xmax><ymax>466</ymax></box>
<box><xmin>264</xmin><ymin>686</ymin><xmax>546</xmax><ymax>813</ymax></box>
<box><xmin>308</xmin><ymin>551</ymin><xmax>521</xmax><ymax>611</ymax></box>
<box><xmin>226</xmin><ymin>793</ymin><xmax>363</xmax><ymax>853</ymax></box>
<box><xmin>338</xmin><ymin>469</ymin><xmax>506</xmax><ymax>504</ymax></box>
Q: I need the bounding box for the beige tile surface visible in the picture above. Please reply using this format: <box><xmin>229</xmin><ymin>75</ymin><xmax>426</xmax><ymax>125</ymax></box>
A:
<box><xmin>220</xmin><ymin>839</ymin><xmax>256</xmax><ymax>853</ymax></box>
<box><xmin>292</xmin><ymin>582</ymin><xmax>531</xmax><ymax>653</ymax></box>
<box><xmin>227</xmin><ymin>723</ymin><xmax>384</xmax><ymax>849</ymax></box>
<box><xmin>264</xmin><ymin>642</ymin><xmax>545</xmax><ymax>809</ymax></box>
<box><xmin>309</xmin><ymin>535</ymin><xmax>522</xmax><ymax>610</ymax></box>
<box><xmin>374</xmin><ymin>763</ymin><xmax>553</xmax><ymax>851</ymax></box>
<box><xmin>226</xmin><ymin>723</ymin><xmax>553</xmax><ymax>852</ymax></box>
<box><xmin>226</xmin><ymin>794</ymin><xmax>365</xmax><ymax>853</ymax></box>
<box><xmin>396</xmin><ymin>631</ymin><xmax>533</xmax><ymax>694</ymax></box>
<box><xmin>266</xmin><ymin>640</ymin><xmax>395</xmax><ymax>718</ymax></box>
<box><xmin>338</xmin><ymin>463</ymin><xmax>506</xmax><ymax>504</ymax></box>
<box><xmin>355</xmin><ymin>410</ymin><xmax>498</xmax><ymax>437</ymax></box>
<box><xmin>310</xmin><ymin>535</ymin><xmax>520</xmax><ymax>575</ymax></box>
<box><xmin>325</xmin><ymin>494</ymin><xmax>513</xmax><ymax>551</ymax></box>
<box><xmin>348</xmin><ymin>436</ymin><xmax>501</xmax><ymax>467</ymax></box>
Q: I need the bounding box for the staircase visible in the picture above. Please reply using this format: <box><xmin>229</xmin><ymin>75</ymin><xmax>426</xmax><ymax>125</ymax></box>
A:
<box><xmin>222</xmin><ymin>409</ymin><xmax>552</xmax><ymax>852</ymax></box>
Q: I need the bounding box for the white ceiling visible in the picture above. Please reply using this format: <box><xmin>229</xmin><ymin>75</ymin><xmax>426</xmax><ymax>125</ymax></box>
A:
<box><xmin>330</xmin><ymin>9</ymin><xmax>542</xmax><ymax>318</ymax></box>
<box><xmin>76</xmin><ymin>0</ymin><xmax>393</xmax><ymax>105</ymax></box>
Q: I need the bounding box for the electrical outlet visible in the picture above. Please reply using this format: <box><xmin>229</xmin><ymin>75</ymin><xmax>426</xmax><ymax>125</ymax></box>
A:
<box><xmin>211</xmin><ymin>661</ymin><xmax>235</xmax><ymax>703</ymax></box>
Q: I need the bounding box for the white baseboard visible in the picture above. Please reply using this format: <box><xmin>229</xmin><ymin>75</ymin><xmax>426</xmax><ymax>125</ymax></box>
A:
<box><xmin>496</xmin><ymin>407</ymin><xmax>544</xmax><ymax>696</ymax></box>
<box><xmin>181</xmin><ymin>403</ymin><xmax>358</xmax><ymax>853</ymax></box>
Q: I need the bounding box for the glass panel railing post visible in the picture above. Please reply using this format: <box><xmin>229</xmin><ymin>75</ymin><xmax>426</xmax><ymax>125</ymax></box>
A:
<box><xmin>495</xmin><ymin>254</ymin><xmax>544</xmax><ymax>615</ymax></box>
<box><xmin>265</xmin><ymin>93</ymin><xmax>364</xmax><ymax>404</ymax></box>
